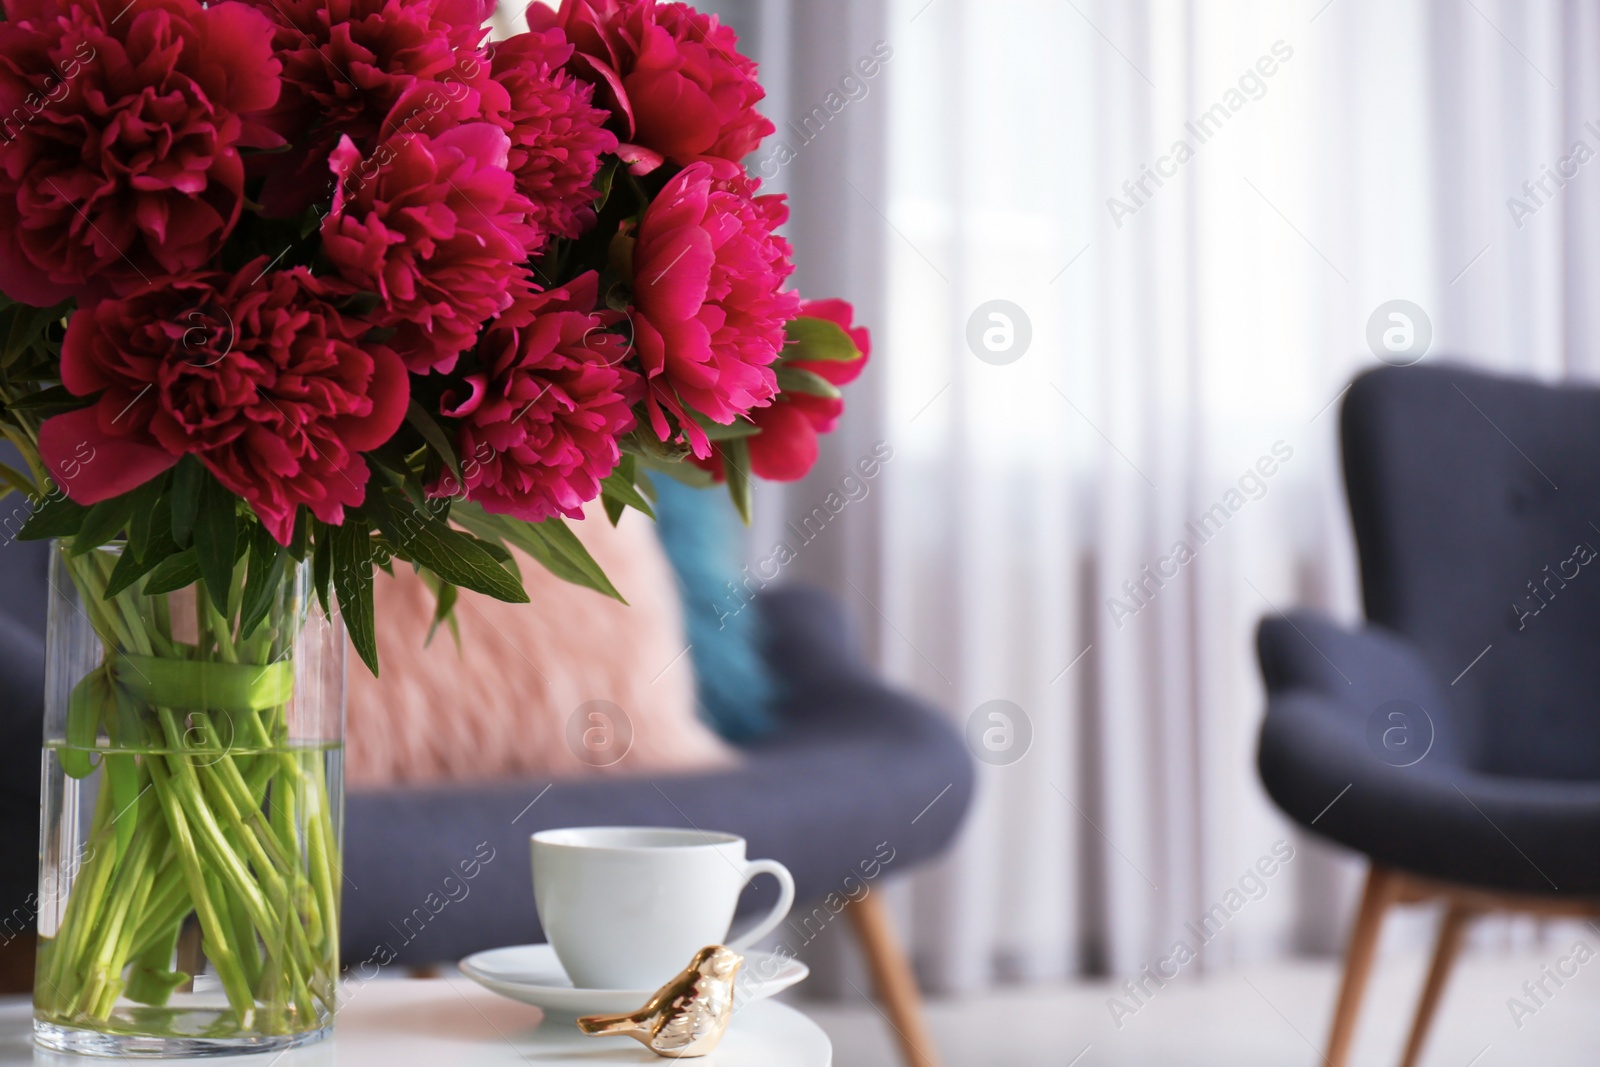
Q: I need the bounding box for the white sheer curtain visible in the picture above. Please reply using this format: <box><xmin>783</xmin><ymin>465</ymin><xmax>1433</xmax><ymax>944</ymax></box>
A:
<box><xmin>501</xmin><ymin>0</ymin><xmax>1600</xmax><ymax>994</ymax></box>
<box><xmin>756</xmin><ymin>0</ymin><xmax>1600</xmax><ymax>993</ymax></box>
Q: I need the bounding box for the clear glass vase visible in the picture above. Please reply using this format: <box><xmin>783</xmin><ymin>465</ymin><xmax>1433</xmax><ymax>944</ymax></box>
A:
<box><xmin>34</xmin><ymin>542</ymin><xmax>344</xmax><ymax>1057</ymax></box>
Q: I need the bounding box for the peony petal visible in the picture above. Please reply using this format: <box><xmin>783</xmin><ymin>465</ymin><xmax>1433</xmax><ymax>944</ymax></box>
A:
<box><xmin>617</xmin><ymin>142</ymin><xmax>664</xmax><ymax>175</ymax></box>
<box><xmin>439</xmin><ymin>373</ymin><xmax>489</xmax><ymax>418</ymax></box>
<box><xmin>568</xmin><ymin>51</ymin><xmax>634</xmax><ymax>137</ymax></box>
<box><xmin>38</xmin><ymin>405</ymin><xmax>178</xmax><ymax>504</ymax></box>
<box><xmin>58</xmin><ymin>306</ymin><xmax>115</xmax><ymax>396</ymax></box>
<box><xmin>624</xmin><ymin>69</ymin><xmax>720</xmax><ymax>159</ymax></box>
<box><xmin>746</xmin><ymin>400</ymin><xmax>820</xmax><ymax>481</ymax></box>
<box><xmin>636</xmin><ymin>227</ymin><xmax>712</xmax><ymax>322</ymax></box>
<box><xmin>338</xmin><ymin>343</ymin><xmax>409</xmax><ymax>451</ymax></box>
<box><xmin>435</xmin><ymin>123</ymin><xmax>513</xmax><ymax>172</ymax></box>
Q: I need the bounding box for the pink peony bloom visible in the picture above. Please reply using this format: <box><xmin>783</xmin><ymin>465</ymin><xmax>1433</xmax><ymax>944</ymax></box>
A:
<box><xmin>630</xmin><ymin>163</ymin><xmax>799</xmax><ymax>456</ymax></box>
<box><xmin>322</xmin><ymin>124</ymin><xmax>538</xmax><ymax>374</ymax></box>
<box><xmin>38</xmin><ymin>263</ymin><xmax>408</xmax><ymax>543</ymax></box>
<box><xmin>744</xmin><ymin>299</ymin><xmax>870</xmax><ymax>480</ymax></box>
<box><xmin>487</xmin><ymin>28</ymin><xmax>617</xmax><ymax>246</ymax></box>
<box><xmin>529</xmin><ymin>0</ymin><xmax>772</xmax><ymax>177</ymax></box>
<box><xmin>0</xmin><ymin>0</ymin><xmax>283</xmax><ymax>305</ymax></box>
<box><xmin>244</xmin><ymin>0</ymin><xmax>501</xmax><ymax>216</ymax></box>
<box><xmin>433</xmin><ymin>271</ymin><xmax>638</xmax><ymax>522</ymax></box>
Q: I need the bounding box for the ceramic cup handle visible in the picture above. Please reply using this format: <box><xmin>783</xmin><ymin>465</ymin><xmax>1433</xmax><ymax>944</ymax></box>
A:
<box><xmin>728</xmin><ymin>858</ymin><xmax>795</xmax><ymax>952</ymax></box>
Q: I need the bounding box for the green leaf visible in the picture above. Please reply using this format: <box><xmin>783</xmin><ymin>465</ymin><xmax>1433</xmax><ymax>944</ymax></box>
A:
<box><xmin>105</xmin><ymin>753</ymin><xmax>143</xmax><ymax>861</ymax></box>
<box><xmin>369</xmin><ymin>490</ymin><xmax>528</xmax><ymax>604</ymax></box>
<box><xmin>62</xmin><ymin>669</ymin><xmax>107</xmax><ymax>779</ymax></box>
<box><xmin>637</xmin><ymin>453</ymin><xmax>718</xmax><ymax>489</ymax></box>
<box><xmin>722</xmin><ymin>438</ymin><xmax>754</xmax><ymax>526</ymax></box>
<box><xmin>529</xmin><ymin>517</ymin><xmax>623</xmax><ymax>601</ymax></box>
<box><xmin>67</xmin><ymin>494</ymin><xmax>134</xmax><ymax>556</ymax></box>
<box><xmin>369</xmin><ymin>440</ymin><xmax>432</xmax><ymax>508</ymax></box>
<box><xmin>143</xmin><ymin>549</ymin><xmax>202</xmax><ymax>596</ymax></box>
<box><xmin>692</xmin><ymin>415</ymin><xmax>763</xmax><ymax>441</ymax></box>
<box><xmin>125</xmin><ymin>924</ymin><xmax>188</xmax><ymax>1007</ymax></box>
<box><xmin>0</xmin><ymin>463</ymin><xmax>36</xmax><ymax>499</ymax></box>
<box><xmin>239</xmin><ymin>523</ymin><xmax>289</xmax><ymax>641</ymax></box>
<box><xmin>103</xmin><ymin>536</ymin><xmax>181</xmax><ymax>599</ymax></box>
<box><xmin>288</xmin><ymin>506</ymin><xmax>310</xmax><ymax>562</ymax></box>
<box><xmin>450</xmin><ymin>501</ymin><xmax>623</xmax><ymax>602</ymax></box>
<box><xmin>3</xmin><ymin>384</ymin><xmax>86</xmax><ymax>416</ymax></box>
<box><xmin>634</xmin><ymin>466</ymin><xmax>656</xmax><ymax>502</ymax></box>
<box><xmin>782</xmin><ymin>315</ymin><xmax>863</xmax><ymax>363</ymax></box>
<box><xmin>591</xmin><ymin>157</ymin><xmax>619</xmax><ymax>213</ymax></box>
<box><xmin>425</xmin><ymin>581</ymin><xmax>458</xmax><ymax>649</ymax></box>
<box><xmin>406</xmin><ymin>400</ymin><xmax>461</xmax><ymax>485</ymax></box>
<box><xmin>472</xmin><ymin>537</ymin><xmax>513</xmax><ymax>564</ymax></box>
<box><xmin>103</xmin><ymin>545</ymin><xmax>149</xmax><ymax>599</ymax></box>
<box><xmin>0</xmin><ymin>301</ymin><xmax>58</xmax><ymax>370</ymax></box>
<box><xmin>331</xmin><ymin>519</ymin><xmax>378</xmax><ymax>676</ymax></box>
<box><xmin>126</xmin><ymin>474</ymin><xmax>169</xmax><ymax>562</ymax></box>
<box><xmin>339</xmin><ymin>289</ymin><xmax>384</xmax><ymax>317</ymax></box>
<box><xmin>194</xmin><ymin>473</ymin><xmax>239</xmax><ymax>615</ymax></box>
<box><xmin>16</xmin><ymin>489</ymin><xmax>88</xmax><ymax>541</ymax></box>
<box><xmin>170</xmin><ymin>456</ymin><xmax>203</xmax><ymax>549</ymax></box>
<box><xmin>608</xmin><ymin>230</ymin><xmax>635</xmax><ymax>279</ymax></box>
<box><xmin>312</xmin><ymin>526</ymin><xmax>333</xmax><ymax>617</ymax></box>
<box><xmin>600</xmin><ymin>456</ymin><xmax>654</xmax><ymax>525</ymax></box>
<box><xmin>776</xmin><ymin>365</ymin><xmax>843</xmax><ymax>400</ymax></box>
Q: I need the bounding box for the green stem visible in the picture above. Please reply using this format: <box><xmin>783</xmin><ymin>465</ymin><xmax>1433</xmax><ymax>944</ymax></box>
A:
<box><xmin>145</xmin><ymin>756</ymin><xmax>256</xmax><ymax>1024</ymax></box>
<box><xmin>42</xmin><ymin>782</ymin><xmax>118</xmax><ymax>1007</ymax></box>
<box><xmin>40</xmin><ymin>547</ymin><xmax>339</xmax><ymax>1038</ymax></box>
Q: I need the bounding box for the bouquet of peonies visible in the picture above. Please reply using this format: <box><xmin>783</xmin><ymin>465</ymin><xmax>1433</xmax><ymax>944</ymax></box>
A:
<box><xmin>0</xmin><ymin>0</ymin><xmax>868</xmax><ymax>666</ymax></box>
<box><xmin>0</xmin><ymin>0</ymin><xmax>866</xmax><ymax>1050</ymax></box>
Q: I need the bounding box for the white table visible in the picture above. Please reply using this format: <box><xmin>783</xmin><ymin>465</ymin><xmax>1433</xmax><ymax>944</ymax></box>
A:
<box><xmin>0</xmin><ymin>979</ymin><xmax>832</xmax><ymax>1066</ymax></box>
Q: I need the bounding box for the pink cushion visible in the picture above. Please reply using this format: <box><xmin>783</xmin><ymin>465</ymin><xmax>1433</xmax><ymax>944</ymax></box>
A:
<box><xmin>345</xmin><ymin>503</ymin><xmax>736</xmax><ymax>786</ymax></box>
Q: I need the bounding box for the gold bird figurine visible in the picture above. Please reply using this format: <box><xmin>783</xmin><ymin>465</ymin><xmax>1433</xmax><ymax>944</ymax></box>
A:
<box><xmin>576</xmin><ymin>945</ymin><xmax>744</xmax><ymax>1058</ymax></box>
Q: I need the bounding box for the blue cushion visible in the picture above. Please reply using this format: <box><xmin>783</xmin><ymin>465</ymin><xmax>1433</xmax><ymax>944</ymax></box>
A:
<box><xmin>649</xmin><ymin>477</ymin><xmax>779</xmax><ymax>742</ymax></box>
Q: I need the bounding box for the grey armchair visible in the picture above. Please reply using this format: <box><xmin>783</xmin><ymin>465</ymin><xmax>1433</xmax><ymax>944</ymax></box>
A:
<box><xmin>1257</xmin><ymin>363</ymin><xmax>1600</xmax><ymax>1067</ymax></box>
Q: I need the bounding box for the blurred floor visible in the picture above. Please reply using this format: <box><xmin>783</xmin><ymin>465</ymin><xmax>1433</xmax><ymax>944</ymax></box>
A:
<box><xmin>800</xmin><ymin>948</ymin><xmax>1600</xmax><ymax>1066</ymax></box>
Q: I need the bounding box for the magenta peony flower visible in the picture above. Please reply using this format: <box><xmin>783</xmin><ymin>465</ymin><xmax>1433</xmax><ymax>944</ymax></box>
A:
<box><xmin>630</xmin><ymin>163</ymin><xmax>799</xmax><ymax>456</ymax></box>
<box><xmin>433</xmin><ymin>271</ymin><xmax>638</xmax><ymax>522</ymax></box>
<box><xmin>695</xmin><ymin>298</ymin><xmax>870</xmax><ymax>482</ymax></box>
<box><xmin>487</xmin><ymin>28</ymin><xmax>617</xmax><ymax>246</ymax></box>
<box><xmin>322</xmin><ymin>124</ymin><xmax>538</xmax><ymax>374</ymax></box>
<box><xmin>37</xmin><ymin>262</ymin><xmax>408</xmax><ymax>543</ymax></box>
<box><xmin>529</xmin><ymin>0</ymin><xmax>773</xmax><ymax>177</ymax></box>
<box><xmin>244</xmin><ymin>0</ymin><xmax>501</xmax><ymax>216</ymax></box>
<box><xmin>0</xmin><ymin>0</ymin><xmax>283</xmax><ymax>306</ymax></box>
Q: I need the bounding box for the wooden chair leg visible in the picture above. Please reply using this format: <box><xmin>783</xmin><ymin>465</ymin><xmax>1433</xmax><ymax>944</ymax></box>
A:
<box><xmin>847</xmin><ymin>891</ymin><xmax>942</xmax><ymax>1067</ymax></box>
<box><xmin>0</xmin><ymin>934</ymin><xmax>35</xmax><ymax>995</ymax></box>
<box><xmin>1398</xmin><ymin>905</ymin><xmax>1474</xmax><ymax>1067</ymax></box>
<box><xmin>1326</xmin><ymin>865</ymin><xmax>1399</xmax><ymax>1067</ymax></box>
<box><xmin>175</xmin><ymin>915</ymin><xmax>202</xmax><ymax>994</ymax></box>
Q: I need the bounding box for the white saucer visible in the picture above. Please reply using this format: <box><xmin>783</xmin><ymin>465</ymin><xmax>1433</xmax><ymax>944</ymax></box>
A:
<box><xmin>459</xmin><ymin>943</ymin><xmax>809</xmax><ymax>1016</ymax></box>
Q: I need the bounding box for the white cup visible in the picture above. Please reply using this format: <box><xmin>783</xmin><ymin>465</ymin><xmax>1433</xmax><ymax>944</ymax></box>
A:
<box><xmin>531</xmin><ymin>826</ymin><xmax>796</xmax><ymax>990</ymax></box>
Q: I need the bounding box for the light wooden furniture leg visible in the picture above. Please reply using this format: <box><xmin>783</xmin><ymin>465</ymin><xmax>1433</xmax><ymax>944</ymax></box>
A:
<box><xmin>1325</xmin><ymin>865</ymin><xmax>1398</xmax><ymax>1067</ymax></box>
<box><xmin>175</xmin><ymin>915</ymin><xmax>202</xmax><ymax>994</ymax></box>
<box><xmin>1398</xmin><ymin>904</ymin><xmax>1474</xmax><ymax>1067</ymax></box>
<box><xmin>847</xmin><ymin>892</ymin><xmax>942</xmax><ymax>1067</ymax></box>
<box><xmin>0</xmin><ymin>934</ymin><xmax>34</xmax><ymax>995</ymax></box>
